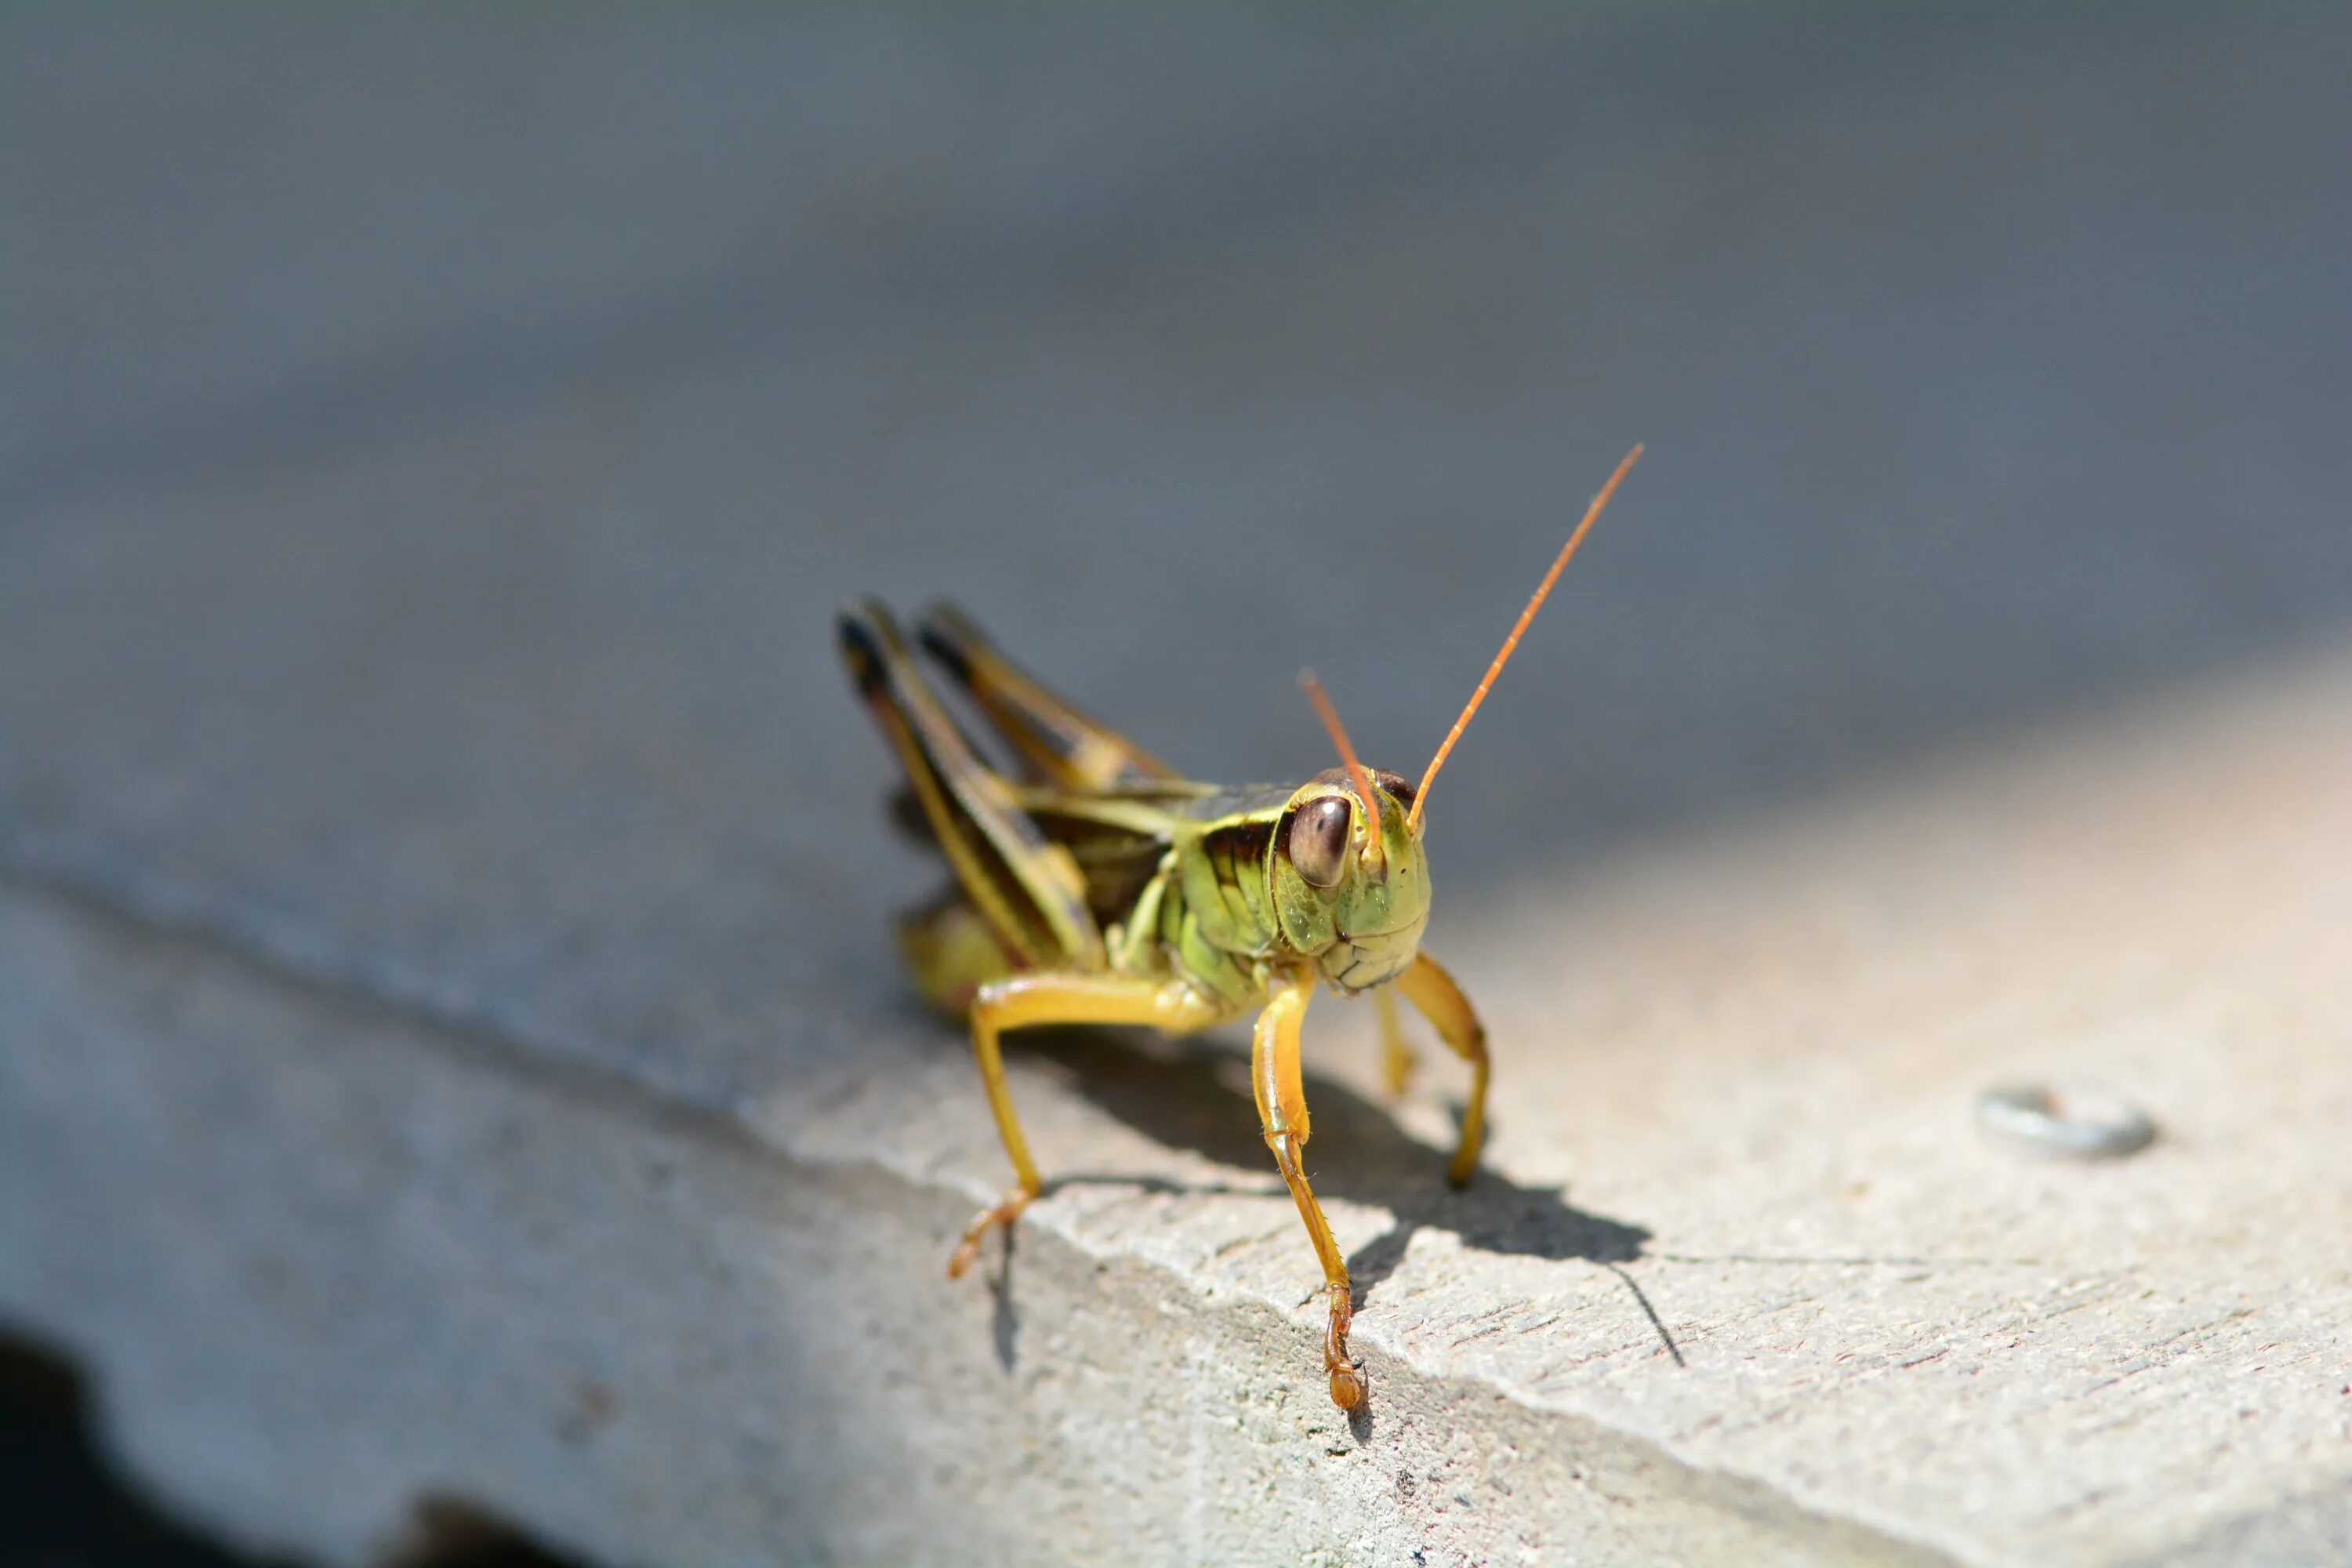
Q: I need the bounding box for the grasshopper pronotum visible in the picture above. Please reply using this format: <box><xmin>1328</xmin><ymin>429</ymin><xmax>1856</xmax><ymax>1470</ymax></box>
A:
<box><xmin>840</xmin><ymin>447</ymin><xmax>1642</xmax><ymax>1408</ymax></box>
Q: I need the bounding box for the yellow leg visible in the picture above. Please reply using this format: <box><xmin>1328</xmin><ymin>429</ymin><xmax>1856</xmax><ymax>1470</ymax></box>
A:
<box><xmin>1251</xmin><ymin>975</ymin><xmax>1366</xmax><ymax>1410</ymax></box>
<box><xmin>949</xmin><ymin>971</ymin><xmax>1225</xmax><ymax>1278</ymax></box>
<box><xmin>1395</xmin><ymin>953</ymin><xmax>1490</xmax><ymax>1186</ymax></box>
<box><xmin>1373</xmin><ymin>988</ymin><xmax>1418</xmax><ymax>1096</ymax></box>
<box><xmin>898</xmin><ymin>893</ymin><xmax>1018</xmax><ymax>1016</ymax></box>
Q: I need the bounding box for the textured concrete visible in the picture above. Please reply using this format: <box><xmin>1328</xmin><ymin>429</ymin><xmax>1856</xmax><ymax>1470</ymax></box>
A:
<box><xmin>5</xmin><ymin>6</ymin><xmax>2351</xmax><ymax>1565</ymax></box>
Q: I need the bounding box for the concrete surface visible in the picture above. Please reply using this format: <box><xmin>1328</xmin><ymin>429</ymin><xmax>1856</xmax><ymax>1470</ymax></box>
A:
<box><xmin>5</xmin><ymin>6</ymin><xmax>2350</xmax><ymax>1565</ymax></box>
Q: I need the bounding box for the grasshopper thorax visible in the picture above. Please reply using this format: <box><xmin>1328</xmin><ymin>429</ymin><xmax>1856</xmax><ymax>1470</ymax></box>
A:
<box><xmin>1268</xmin><ymin>768</ymin><xmax>1431</xmax><ymax>993</ymax></box>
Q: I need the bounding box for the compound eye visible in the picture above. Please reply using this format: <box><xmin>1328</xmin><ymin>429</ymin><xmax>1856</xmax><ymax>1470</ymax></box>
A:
<box><xmin>1288</xmin><ymin>795</ymin><xmax>1353</xmax><ymax>888</ymax></box>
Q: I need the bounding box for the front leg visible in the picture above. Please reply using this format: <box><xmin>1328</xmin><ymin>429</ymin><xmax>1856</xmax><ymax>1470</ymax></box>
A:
<box><xmin>1373</xmin><ymin>988</ymin><xmax>1419</xmax><ymax>1096</ymax></box>
<box><xmin>952</xmin><ymin>971</ymin><xmax>1225</xmax><ymax>1277</ymax></box>
<box><xmin>1250</xmin><ymin>973</ymin><xmax>1367</xmax><ymax>1410</ymax></box>
<box><xmin>1394</xmin><ymin>953</ymin><xmax>1490</xmax><ymax>1186</ymax></box>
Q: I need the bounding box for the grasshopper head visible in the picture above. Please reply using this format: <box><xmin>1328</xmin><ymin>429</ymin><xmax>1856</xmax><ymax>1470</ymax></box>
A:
<box><xmin>1270</xmin><ymin>768</ymin><xmax>1430</xmax><ymax>993</ymax></box>
<box><xmin>1280</xmin><ymin>445</ymin><xmax>1644</xmax><ymax>994</ymax></box>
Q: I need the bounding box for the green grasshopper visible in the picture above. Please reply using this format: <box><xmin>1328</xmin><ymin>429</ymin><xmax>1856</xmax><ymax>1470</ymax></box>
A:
<box><xmin>839</xmin><ymin>446</ymin><xmax>1642</xmax><ymax>1409</ymax></box>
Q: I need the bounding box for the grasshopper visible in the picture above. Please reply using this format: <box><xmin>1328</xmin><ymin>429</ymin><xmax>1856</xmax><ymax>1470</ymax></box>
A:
<box><xmin>839</xmin><ymin>446</ymin><xmax>1642</xmax><ymax>1409</ymax></box>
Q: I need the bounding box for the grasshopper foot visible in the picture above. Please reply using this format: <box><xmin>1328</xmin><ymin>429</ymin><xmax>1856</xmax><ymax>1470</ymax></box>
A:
<box><xmin>1445</xmin><ymin>1104</ymin><xmax>1485</xmax><ymax>1188</ymax></box>
<box><xmin>1323</xmin><ymin>1284</ymin><xmax>1367</xmax><ymax>1409</ymax></box>
<box><xmin>948</xmin><ymin>1188</ymin><xmax>1035</xmax><ymax>1279</ymax></box>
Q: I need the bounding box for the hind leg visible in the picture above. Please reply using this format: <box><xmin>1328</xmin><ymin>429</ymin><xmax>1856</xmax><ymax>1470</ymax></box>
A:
<box><xmin>897</xmin><ymin>891</ymin><xmax>1018</xmax><ymax>1015</ymax></box>
<box><xmin>950</xmin><ymin>972</ymin><xmax>1227</xmax><ymax>1277</ymax></box>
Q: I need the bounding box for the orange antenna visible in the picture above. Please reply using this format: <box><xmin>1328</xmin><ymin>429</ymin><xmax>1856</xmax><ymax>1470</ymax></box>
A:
<box><xmin>1410</xmin><ymin>442</ymin><xmax>1643</xmax><ymax>832</ymax></box>
<box><xmin>1299</xmin><ymin>669</ymin><xmax>1384</xmax><ymax>866</ymax></box>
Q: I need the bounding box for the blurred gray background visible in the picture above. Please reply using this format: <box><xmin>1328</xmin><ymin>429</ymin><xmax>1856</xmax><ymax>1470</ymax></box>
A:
<box><xmin>6</xmin><ymin>4</ymin><xmax>2348</xmax><ymax>1089</ymax></box>
<box><xmin>11</xmin><ymin>5</ymin><xmax>2350</xmax><ymax>861</ymax></box>
<box><xmin>3</xmin><ymin>5</ymin><xmax>2350</xmax><ymax>1561</ymax></box>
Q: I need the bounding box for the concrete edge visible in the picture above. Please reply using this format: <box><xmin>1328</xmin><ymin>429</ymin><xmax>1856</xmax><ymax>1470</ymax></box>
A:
<box><xmin>1</xmin><ymin>835</ymin><xmax>1970</xmax><ymax>1566</ymax></box>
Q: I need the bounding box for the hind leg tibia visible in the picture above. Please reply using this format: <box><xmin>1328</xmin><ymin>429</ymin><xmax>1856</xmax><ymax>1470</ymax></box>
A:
<box><xmin>949</xmin><ymin>972</ymin><xmax>1225</xmax><ymax>1276</ymax></box>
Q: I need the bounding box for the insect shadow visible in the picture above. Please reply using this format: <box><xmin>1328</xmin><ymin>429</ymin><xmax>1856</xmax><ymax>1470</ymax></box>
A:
<box><xmin>1006</xmin><ymin>1022</ymin><xmax>1659</xmax><ymax>1371</ymax></box>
